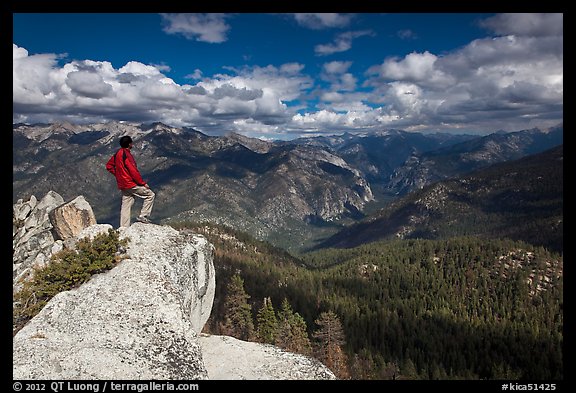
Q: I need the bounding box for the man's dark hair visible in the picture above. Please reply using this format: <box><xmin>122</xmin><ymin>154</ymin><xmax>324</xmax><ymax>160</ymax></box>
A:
<box><xmin>119</xmin><ymin>136</ymin><xmax>133</xmax><ymax>148</ymax></box>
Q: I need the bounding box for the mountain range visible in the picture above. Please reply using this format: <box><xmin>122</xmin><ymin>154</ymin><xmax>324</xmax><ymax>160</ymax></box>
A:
<box><xmin>315</xmin><ymin>145</ymin><xmax>563</xmax><ymax>253</ymax></box>
<box><xmin>13</xmin><ymin>121</ymin><xmax>563</xmax><ymax>252</ymax></box>
<box><xmin>12</xmin><ymin>120</ymin><xmax>564</xmax><ymax>380</ymax></box>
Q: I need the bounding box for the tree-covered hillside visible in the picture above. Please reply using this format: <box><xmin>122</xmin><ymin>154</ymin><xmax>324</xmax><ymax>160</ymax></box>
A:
<box><xmin>174</xmin><ymin>223</ymin><xmax>563</xmax><ymax>380</ymax></box>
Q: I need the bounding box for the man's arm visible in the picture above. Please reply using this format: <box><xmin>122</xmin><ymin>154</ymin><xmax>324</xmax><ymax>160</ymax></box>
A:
<box><xmin>105</xmin><ymin>154</ymin><xmax>116</xmax><ymax>175</ymax></box>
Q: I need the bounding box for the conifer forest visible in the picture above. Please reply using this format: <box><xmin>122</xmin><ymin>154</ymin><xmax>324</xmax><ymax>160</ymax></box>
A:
<box><xmin>178</xmin><ymin>224</ymin><xmax>563</xmax><ymax>380</ymax></box>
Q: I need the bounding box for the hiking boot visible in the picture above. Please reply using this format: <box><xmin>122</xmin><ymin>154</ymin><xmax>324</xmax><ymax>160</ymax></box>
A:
<box><xmin>136</xmin><ymin>216</ymin><xmax>153</xmax><ymax>224</ymax></box>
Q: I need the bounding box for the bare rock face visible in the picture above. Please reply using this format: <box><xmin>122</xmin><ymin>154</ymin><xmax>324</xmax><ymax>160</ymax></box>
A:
<box><xmin>13</xmin><ymin>192</ymin><xmax>107</xmax><ymax>294</ymax></box>
<box><xmin>13</xmin><ymin>191</ymin><xmax>65</xmax><ymax>291</ymax></box>
<box><xmin>13</xmin><ymin>223</ymin><xmax>216</xmax><ymax>380</ymax></box>
<box><xmin>119</xmin><ymin>223</ymin><xmax>216</xmax><ymax>334</ymax></box>
<box><xmin>199</xmin><ymin>334</ymin><xmax>336</xmax><ymax>380</ymax></box>
<box><xmin>48</xmin><ymin>195</ymin><xmax>97</xmax><ymax>240</ymax></box>
<box><xmin>13</xmin><ymin>197</ymin><xmax>335</xmax><ymax>380</ymax></box>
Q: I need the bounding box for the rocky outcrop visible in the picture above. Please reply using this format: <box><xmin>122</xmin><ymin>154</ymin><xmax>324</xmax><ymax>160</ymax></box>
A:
<box><xmin>199</xmin><ymin>334</ymin><xmax>336</xmax><ymax>380</ymax></box>
<box><xmin>13</xmin><ymin>192</ymin><xmax>335</xmax><ymax>380</ymax></box>
<box><xmin>13</xmin><ymin>192</ymin><xmax>65</xmax><ymax>291</ymax></box>
<box><xmin>13</xmin><ymin>192</ymin><xmax>104</xmax><ymax>293</ymax></box>
<box><xmin>13</xmin><ymin>223</ymin><xmax>216</xmax><ymax>380</ymax></box>
<box><xmin>48</xmin><ymin>195</ymin><xmax>97</xmax><ymax>240</ymax></box>
<box><xmin>117</xmin><ymin>223</ymin><xmax>215</xmax><ymax>334</ymax></box>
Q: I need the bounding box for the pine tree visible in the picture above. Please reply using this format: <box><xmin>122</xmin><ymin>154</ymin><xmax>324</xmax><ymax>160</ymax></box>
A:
<box><xmin>220</xmin><ymin>274</ymin><xmax>255</xmax><ymax>341</ymax></box>
<box><xmin>400</xmin><ymin>358</ymin><xmax>420</xmax><ymax>380</ymax></box>
<box><xmin>275</xmin><ymin>298</ymin><xmax>312</xmax><ymax>356</ymax></box>
<box><xmin>256</xmin><ymin>297</ymin><xmax>278</xmax><ymax>344</ymax></box>
<box><xmin>288</xmin><ymin>312</ymin><xmax>313</xmax><ymax>355</ymax></box>
<box><xmin>313</xmin><ymin>310</ymin><xmax>349</xmax><ymax>379</ymax></box>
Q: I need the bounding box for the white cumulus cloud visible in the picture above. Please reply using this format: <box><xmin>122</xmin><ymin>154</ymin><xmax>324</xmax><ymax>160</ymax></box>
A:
<box><xmin>315</xmin><ymin>30</ymin><xmax>374</xmax><ymax>56</ymax></box>
<box><xmin>12</xmin><ymin>13</ymin><xmax>563</xmax><ymax>138</ymax></box>
<box><xmin>292</xmin><ymin>13</ymin><xmax>352</xmax><ymax>29</ymax></box>
<box><xmin>161</xmin><ymin>13</ymin><xmax>231</xmax><ymax>43</ymax></box>
<box><xmin>13</xmin><ymin>43</ymin><xmax>313</xmax><ymax>134</ymax></box>
<box><xmin>66</xmin><ymin>71</ymin><xmax>114</xmax><ymax>99</ymax></box>
<box><xmin>361</xmin><ymin>15</ymin><xmax>563</xmax><ymax>133</ymax></box>
<box><xmin>479</xmin><ymin>13</ymin><xmax>563</xmax><ymax>37</ymax></box>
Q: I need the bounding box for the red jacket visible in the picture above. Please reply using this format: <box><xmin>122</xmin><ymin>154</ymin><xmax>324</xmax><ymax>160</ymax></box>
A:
<box><xmin>106</xmin><ymin>148</ymin><xmax>146</xmax><ymax>190</ymax></box>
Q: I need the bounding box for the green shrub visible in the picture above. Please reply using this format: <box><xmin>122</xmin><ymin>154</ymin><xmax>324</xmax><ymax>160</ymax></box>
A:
<box><xmin>13</xmin><ymin>229</ymin><xmax>129</xmax><ymax>335</ymax></box>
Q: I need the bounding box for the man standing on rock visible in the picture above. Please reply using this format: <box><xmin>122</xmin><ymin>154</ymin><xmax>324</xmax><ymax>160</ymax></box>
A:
<box><xmin>106</xmin><ymin>135</ymin><xmax>155</xmax><ymax>228</ymax></box>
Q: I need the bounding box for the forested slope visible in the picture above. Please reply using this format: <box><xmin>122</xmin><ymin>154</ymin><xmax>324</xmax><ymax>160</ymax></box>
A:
<box><xmin>175</xmin><ymin>223</ymin><xmax>563</xmax><ymax>380</ymax></box>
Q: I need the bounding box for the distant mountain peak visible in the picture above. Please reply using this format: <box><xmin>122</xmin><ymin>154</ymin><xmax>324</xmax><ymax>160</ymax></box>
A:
<box><xmin>141</xmin><ymin>122</ymin><xmax>179</xmax><ymax>132</ymax></box>
<box><xmin>223</xmin><ymin>132</ymin><xmax>273</xmax><ymax>153</ymax></box>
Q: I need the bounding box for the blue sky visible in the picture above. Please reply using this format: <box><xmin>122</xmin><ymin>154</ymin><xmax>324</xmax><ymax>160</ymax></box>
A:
<box><xmin>13</xmin><ymin>13</ymin><xmax>563</xmax><ymax>140</ymax></box>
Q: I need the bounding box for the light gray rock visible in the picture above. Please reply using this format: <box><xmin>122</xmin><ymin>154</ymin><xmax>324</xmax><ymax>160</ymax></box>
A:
<box><xmin>13</xmin><ymin>207</ymin><xmax>336</xmax><ymax>381</ymax></box>
<box><xmin>13</xmin><ymin>223</ymin><xmax>216</xmax><ymax>380</ymax></box>
<box><xmin>13</xmin><ymin>193</ymin><xmax>108</xmax><ymax>293</ymax></box>
<box><xmin>119</xmin><ymin>223</ymin><xmax>216</xmax><ymax>334</ymax></box>
<box><xmin>21</xmin><ymin>191</ymin><xmax>64</xmax><ymax>232</ymax></box>
<box><xmin>13</xmin><ymin>195</ymin><xmax>35</xmax><ymax>222</ymax></box>
<box><xmin>199</xmin><ymin>334</ymin><xmax>336</xmax><ymax>380</ymax></box>
<box><xmin>63</xmin><ymin>223</ymin><xmax>114</xmax><ymax>250</ymax></box>
<box><xmin>13</xmin><ymin>192</ymin><xmax>65</xmax><ymax>291</ymax></box>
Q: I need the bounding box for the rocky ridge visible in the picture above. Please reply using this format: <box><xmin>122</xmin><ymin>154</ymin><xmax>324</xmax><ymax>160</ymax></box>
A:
<box><xmin>12</xmin><ymin>192</ymin><xmax>336</xmax><ymax>380</ymax></box>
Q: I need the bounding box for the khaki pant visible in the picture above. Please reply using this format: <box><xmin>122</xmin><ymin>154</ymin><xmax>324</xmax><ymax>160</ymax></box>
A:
<box><xmin>120</xmin><ymin>186</ymin><xmax>155</xmax><ymax>228</ymax></box>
